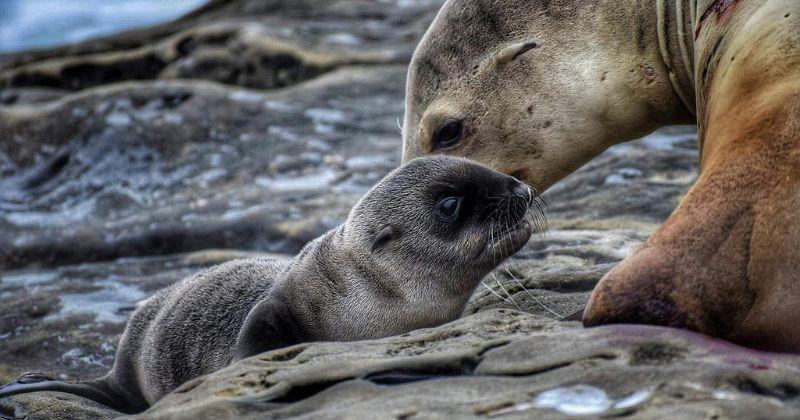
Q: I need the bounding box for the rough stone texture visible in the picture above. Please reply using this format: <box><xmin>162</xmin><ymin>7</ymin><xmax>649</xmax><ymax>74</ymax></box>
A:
<box><xmin>2</xmin><ymin>0</ymin><xmax>799</xmax><ymax>419</ymax></box>
<box><xmin>132</xmin><ymin>310</ymin><xmax>800</xmax><ymax>419</ymax></box>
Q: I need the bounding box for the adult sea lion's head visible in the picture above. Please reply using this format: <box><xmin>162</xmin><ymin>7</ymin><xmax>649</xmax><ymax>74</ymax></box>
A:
<box><xmin>402</xmin><ymin>0</ymin><xmax>693</xmax><ymax>191</ymax></box>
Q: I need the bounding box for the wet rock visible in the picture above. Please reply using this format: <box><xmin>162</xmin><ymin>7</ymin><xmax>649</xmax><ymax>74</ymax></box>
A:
<box><xmin>0</xmin><ymin>250</ymin><xmax>287</xmax><ymax>382</ymax></box>
<box><xmin>0</xmin><ymin>0</ymin><xmax>446</xmax><ymax>271</ymax></box>
<box><xmin>0</xmin><ymin>69</ymin><xmax>406</xmax><ymax>269</ymax></box>
<box><xmin>545</xmin><ymin>125</ymin><xmax>698</xmax><ymax>228</ymax></box>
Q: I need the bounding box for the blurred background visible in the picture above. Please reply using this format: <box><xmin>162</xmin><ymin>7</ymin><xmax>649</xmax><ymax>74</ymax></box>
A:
<box><xmin>0</xmin><ymin>0</ymin><xmax>207</xmax><ymax>53</ymax></box>
<box><xmin>0</xmin><ymin>0</ymin><xmax>696</xmax><ymax>384</ymax></box>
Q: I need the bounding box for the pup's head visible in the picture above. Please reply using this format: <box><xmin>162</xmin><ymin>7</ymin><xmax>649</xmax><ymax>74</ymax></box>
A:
<box><xmin>344</xmin><ymin>155</ymin><xmax>540</xmax><ymax>296</ymax></box>
<box><xmin>238</xmin><ymin>156</ymin><xmax>544</xmax><ymax>354</ymax></box>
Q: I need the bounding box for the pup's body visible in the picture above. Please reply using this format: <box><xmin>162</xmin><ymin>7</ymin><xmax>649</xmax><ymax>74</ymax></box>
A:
<box><xmin>111</xmin><ymin>258</ymin><xmax>284</xmax><ymax>409</ymax></box>
<box><xmin>0</xmin><ymin>156</ymin><xmax>537</xmax><ymax>413</ymax></box>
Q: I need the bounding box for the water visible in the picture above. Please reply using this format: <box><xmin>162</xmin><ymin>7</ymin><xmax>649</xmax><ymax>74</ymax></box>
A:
<box><xmin>47</xmin><ymin>280</ymin><xmax>148</xmax><ymax>324</ymax></box>
<box><xmin>0</xmin><ymin>0</ymin><xmax>207</xmax><ymax>54</ymax></box>
<box><xmin>489</xmin><ymin>385</ymin><xmax>654</xmax><ymax>417</ymax></box>
<box><xmin>534</xmin><ymin>385</ymin><xmax>613</xmax><ymax>415</ymax></box>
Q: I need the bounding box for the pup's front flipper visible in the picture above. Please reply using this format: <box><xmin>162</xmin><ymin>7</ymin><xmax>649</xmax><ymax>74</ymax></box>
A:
<box><xmin>0</xmin><ymin>372</ymin><xmax>116</xmax><ymax>411</ymax></box>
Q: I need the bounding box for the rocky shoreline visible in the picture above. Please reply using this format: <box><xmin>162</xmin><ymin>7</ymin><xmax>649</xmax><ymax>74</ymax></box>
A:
<box><xmin>2</xmin><ymin>0</ymin><xmax>799</xmax><ymax>418</ymax></box>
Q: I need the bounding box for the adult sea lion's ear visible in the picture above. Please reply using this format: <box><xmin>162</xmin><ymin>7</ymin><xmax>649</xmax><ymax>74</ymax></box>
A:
<box><xmin>372</xmin><ymin>225</ymin><xmax>399</xmax><ymax>252</ymax></box>
<box><xmin>495</xmin><ymin>41</ymin><xmax>539</xmax><ymax>65</ymax></box>
<box><xmin>236</xmin><ymin>297</ymin><xmax>302</xmax><ymax>360</ymax></box>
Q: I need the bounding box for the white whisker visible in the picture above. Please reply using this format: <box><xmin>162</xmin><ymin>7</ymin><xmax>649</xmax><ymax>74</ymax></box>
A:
<box><xmin>492</xmin><ymin>273</ymin><xmax>521</xmax><ymax>311</ymax></box>
<box><xmin>504</xmin><ymin>267</ymin><xmax>564</xmax><ymax>319</ymax></box>
<box><xmin>481</xmin><ymin>281</ymin><xmax>513</xmax><ymax>305</ymax></box>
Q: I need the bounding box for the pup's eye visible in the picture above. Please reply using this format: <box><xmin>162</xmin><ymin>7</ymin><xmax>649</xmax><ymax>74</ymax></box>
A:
<box><xmin>436</xmin><ymin>197</ymin><xmax>461</xmax><ymax>221</ymax></box>
<box><xmin>433</xmin><ymin>120</ymin><xmax>463</xmax><ymax>149</ymax></box>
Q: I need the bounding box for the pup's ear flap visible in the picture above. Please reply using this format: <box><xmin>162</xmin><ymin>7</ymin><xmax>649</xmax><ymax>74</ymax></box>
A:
<box><xmin>372</xmin><ymin>225</ymin><xmax>399</xmax><ymax>252</ymax></box>
<box><xmin>495</xmin><ymin>41</ymin><xmax>539</xmax><ymax>65</ymax></box>
<box><xmin>236</xmin><ymin>296</ymin><xmax>303</xmax><ymax>360</ymax></box>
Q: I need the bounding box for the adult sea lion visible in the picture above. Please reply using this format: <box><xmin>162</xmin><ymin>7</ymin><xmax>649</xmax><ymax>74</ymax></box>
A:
<box><xmin>0</xmin><ymin>156</ymin><xmax>538</xmax><ymax>413</ymax></box>
<box><xmin>403</xmin><ymin>0</ymin><xmax>800</xmax><ymax>351</ymax></box>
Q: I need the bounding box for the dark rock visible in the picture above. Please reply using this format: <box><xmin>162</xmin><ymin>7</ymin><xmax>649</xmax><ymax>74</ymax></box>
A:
<box><xmin>7</xmin><ymin>309</ymin><xmax>800</xmax><ymax>419</ymax></box>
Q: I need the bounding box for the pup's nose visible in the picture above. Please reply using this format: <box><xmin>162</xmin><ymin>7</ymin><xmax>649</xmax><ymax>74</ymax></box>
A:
<box><xmin>507</xmin><ymin>178</ymin><xmax>532</xmax><ymax>202</ymax></box>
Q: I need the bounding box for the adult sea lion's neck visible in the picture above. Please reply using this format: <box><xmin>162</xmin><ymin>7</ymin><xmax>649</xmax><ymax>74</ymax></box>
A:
<box><xmin>591</xmin><ymin>0</ymin><xmax>697</xmax><ymax>149</ymax></box>
<box><xmin>655</xmin><ymin>0</ymin><xmax>698</xmax><ymax>118</ymax></box>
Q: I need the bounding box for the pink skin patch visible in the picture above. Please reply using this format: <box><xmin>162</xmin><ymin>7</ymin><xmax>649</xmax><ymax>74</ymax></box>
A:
<box><xmin>695</xmin><ymin>0</ymin><xmax>741</xmax><ymax>39</ymax></box>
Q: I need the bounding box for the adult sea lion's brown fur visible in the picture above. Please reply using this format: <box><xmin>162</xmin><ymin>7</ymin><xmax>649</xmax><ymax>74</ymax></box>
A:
<box><xmin>403</xmin><ymin>0</ymin><xmax>800</xmax><ymax>351</ymax></box>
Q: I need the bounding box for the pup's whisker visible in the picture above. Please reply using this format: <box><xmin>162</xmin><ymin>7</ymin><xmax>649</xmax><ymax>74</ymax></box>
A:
<box><xmin>504</xmin><ymin>266</ymin><xmax>564</xmax><ymax>319</ymax></box>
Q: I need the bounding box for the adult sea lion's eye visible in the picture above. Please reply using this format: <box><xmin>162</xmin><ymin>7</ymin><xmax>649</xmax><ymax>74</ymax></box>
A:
<box><xmin>436</xmin><ymin>196</ymin><xmax>461</xmax><ymax>221</ymax></box>
<box><xmin>433</xmin><ymin>120</ymin><xmax>463</xmax><ymax>149</ymax></box>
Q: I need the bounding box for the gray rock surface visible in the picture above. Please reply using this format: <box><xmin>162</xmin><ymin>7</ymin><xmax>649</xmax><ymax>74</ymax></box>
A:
<box><xmin>3</xmin><ymin>0</ymin><xmax>798</xmax><ymax>419</ymax></box>
<box><xmin>134</xmin><ymin>310</ymin><xmax>800</xmax><ymax>419</ymax></box>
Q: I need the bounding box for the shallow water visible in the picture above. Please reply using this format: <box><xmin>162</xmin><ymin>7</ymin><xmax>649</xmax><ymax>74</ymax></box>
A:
<box><xmin>0</xmin><ymin>0</ymin><xmax>207</xmax><ymax>53</ymax></box>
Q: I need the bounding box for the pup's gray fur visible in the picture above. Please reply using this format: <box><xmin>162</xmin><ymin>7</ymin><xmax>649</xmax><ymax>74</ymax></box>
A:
<box><xmin>0</xmin><ymin>156</ymin><xmax>537</xmax><ymax>413</ymax></box>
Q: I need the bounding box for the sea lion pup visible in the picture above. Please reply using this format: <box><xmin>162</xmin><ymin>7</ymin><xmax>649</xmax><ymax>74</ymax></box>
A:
<box><xmin>0</xmin><ymin>156</ymin><xmax>538</xmax><ymax>413</ymax></box>
<box><xmin>402</xmin><ymin>0</ymin><xmax>800</xmax><ymax>351</ymax></box>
